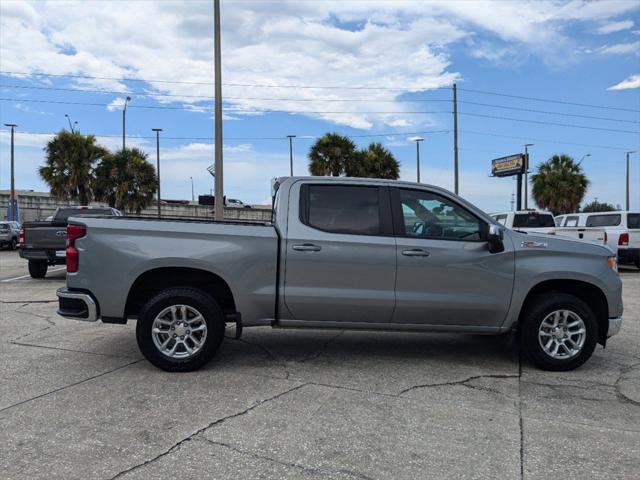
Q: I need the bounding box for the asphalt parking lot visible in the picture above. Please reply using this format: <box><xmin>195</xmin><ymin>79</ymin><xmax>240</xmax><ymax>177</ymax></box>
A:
<box><xmin>0</xmin><ymin>249</ymin><xmax>638</xmax><ymax>480</ymax></box>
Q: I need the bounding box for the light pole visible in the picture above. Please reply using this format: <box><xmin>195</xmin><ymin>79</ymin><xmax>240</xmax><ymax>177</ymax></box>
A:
<box><xmin>411</xmin><ymin>137</ymin><xmax>424</xmax><ymax>183</ymax></box>
<box><xmin>287</xmin><ymin>135</ymin><xmax>296</xmax><ymax>176</ymax></box>
<box><xmin>152</xmin><ymin>128</ymin><xmax>162</xmax><ymax>218</ymax></box>
<box><xmin>523</xmin><ymin>144</ymin><xmax>533</xmax><ymax>210</ymax></box>
<box><xmin>64</xmin><ymin>114</ymin><xmax>77</xmax><ymax>133</ymax></box>
<box><xmin>626</xmin><ymin>151</ymin><xmax>636</xmax><ymax>211</ymax></box>
<box><xmin>578</xmin><ymin>153</ymin><xmax>591</xmax><ymax>165</ymax></box>
<box><xmin>4</xmin><ymin>124</ymin><xmax>17</xmax><ymax>222</ymax></box>
<box><xmin>213</xmin><ymin>0</ymin><xmax>224</xmax><ymax>221</ymax></box>
<box><xmin>122</xmin><ymin>96</ymin><xmax>131</xmax><ymax>150</ymax></box>
<box><xmin>190</xmin><ymin>176</ymin><xmax>195</xmax><ymax>201</ymax></box>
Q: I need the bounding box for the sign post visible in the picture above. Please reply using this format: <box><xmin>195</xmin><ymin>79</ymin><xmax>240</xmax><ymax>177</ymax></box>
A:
<box><xmin>491</xmin><ymin>154</ymin><xmax>526</xmax><ymax>210</ymax></box>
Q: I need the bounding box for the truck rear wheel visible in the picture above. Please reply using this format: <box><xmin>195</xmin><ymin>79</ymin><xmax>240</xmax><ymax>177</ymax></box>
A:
<box><xmin>136</xmin><ymin>287</ymin><xmax>225</xmax><ymax>372</ymax></box>
<box><xmin>518</xmin><ymin>293</ymin><xmax>598</xmax><ymax>371</ymax></box>
<box><xmin>28</xmin><ymin>260</ymin><xmax>48</xmax><ymax>279</ymax></box>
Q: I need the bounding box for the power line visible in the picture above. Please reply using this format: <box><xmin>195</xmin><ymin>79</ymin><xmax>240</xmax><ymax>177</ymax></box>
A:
<box><xmin>0</xmin><ymin>70</ymin><xmax>449</xmax><ymax>91</ymax></box>
<box><xmin>458</xmin><ymin>87</ymin><xmax>639</xmax><ymax>113</ymax></box>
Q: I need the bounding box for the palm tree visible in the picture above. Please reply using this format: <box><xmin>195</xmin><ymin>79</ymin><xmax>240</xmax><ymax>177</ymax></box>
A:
<box><xmin>531</xmin><ymin>154</ymin><xmax>589</xmax><ymax>215</ymax></box>
<box><xmin>347</xmin><ymin>142</ymin><xmax>400</xmax><ymax>179</ymax></box>
<box><xmin>94</xmin><ymin>148</ymin><xmax>157</xmax><ymax>214</ymax></box>
<box><xmin>308</xmin><ymin>133</ymin><xmax>357</xmax><ymax>176</ymax></box>
<box><xmin>39</xmin><ymin>130</ymin><xmax>108</xmax><ymax>204</ymax></box>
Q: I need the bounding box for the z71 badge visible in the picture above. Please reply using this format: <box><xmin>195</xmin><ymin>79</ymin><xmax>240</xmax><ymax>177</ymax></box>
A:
<box><xmin>521</xmin><ymin>241</ymin><xmax>548</xmax><ymax>248</ymax></box>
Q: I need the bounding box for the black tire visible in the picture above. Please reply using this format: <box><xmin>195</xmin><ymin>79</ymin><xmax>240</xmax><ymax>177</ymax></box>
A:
<box><xmin>10</xmin><ymin>238</ymin><xmax>17</xmax><ymax>250</ymax></box>
<box><xmin>136</xmin><ymin>287</ymin><xmax>225</xmax><ymax>372</ymax></box>
<box><xmin>518</xmin><ymin>293</ymin><xmax>598</xmax><ymax>371</ymax></box>
<box><xmin>28</xmin><ymin>260</ymin><xmax>48</xmax><ymax>279</ymax></box>
<box><xmin>635</xmin><ymin>259</ymin><xmax>640</xmax><ymax>270</ymax></box>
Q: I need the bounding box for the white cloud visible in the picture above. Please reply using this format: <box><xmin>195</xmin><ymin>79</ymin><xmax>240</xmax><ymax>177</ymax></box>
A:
<box><xmin>596</xmin><ymin>19</ymin><xmax>634</xmax><ymax>35</ymax></box>
<box><xmin>597</xmin><ymin>41</ymin><xmax>640</xmax><ymax>55</ymax></box>
<box><xmin>607</xmin><ymin>74</ymin><xmax>640</xmax><ymax>90</ymax></box>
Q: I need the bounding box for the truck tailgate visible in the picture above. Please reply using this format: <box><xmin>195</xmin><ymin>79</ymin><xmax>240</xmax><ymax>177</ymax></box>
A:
<box><xmin>555</xmin><ymin>227</ymin><xmax>606</xmax><ymax>244</ymax></box>
<box><xmin>23</xmin><ymin>223</ymin><xmax>67</xmax><ymax>251</ymax></box>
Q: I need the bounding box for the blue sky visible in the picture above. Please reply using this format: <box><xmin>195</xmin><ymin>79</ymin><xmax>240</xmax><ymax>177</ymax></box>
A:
<box><xmin>1</xmin><ymin>0</ymin><xmax>639</xmax><ymax>211</ymax></box>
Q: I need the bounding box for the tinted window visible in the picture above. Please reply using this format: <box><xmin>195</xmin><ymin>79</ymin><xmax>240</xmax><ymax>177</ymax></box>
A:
<box><xmin>0</xmin><ymin>223</ymin><xmax>9</xmax><ymax>231</ymax></box>
<box><xmin>586</xmin><ymin>214</ymin><xmax>621</xmax><ymax>227</ymax></box>
<box><xmin>564</xmin><ymin>215</ymin><xmax>579</xmax><ymax>227</ymax></box>
<box><xmin>399</xmin><ymin>189</ymin><xmax>482</xmax><ymax>241</ymax></box>
<box><xmin>554</xmin><ymin>216</ymin><xmax>564</xmax><ymax>227</ymax></box>
<box><xmin>54</xmin><ymin>208</ymin><xmax>114</xmax><ymax>222</ymax></box>
<box><xmin>628</xmin><ymin>214</ymin><xmax>640</xmax><ymax>229</ymax></box>
<box><xmin>513</xmin><ymin>213</ymin><xmax>555</xmax><ymax>228</ymax></box>
<box><xmin>304</xmin><ymin>185</ymin><xmax>380</xmax><ymax>235</ymax></box>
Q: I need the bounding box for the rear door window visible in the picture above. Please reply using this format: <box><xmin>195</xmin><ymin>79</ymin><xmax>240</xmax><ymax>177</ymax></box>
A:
<box><xmin>564</xmin><ymin>215</ymin><xmax>579</xmax><ymax>227</ymax></box>
<box><xmin>586</xmin><ymin>214</ymin><xmax>621</xmax><ymax>227</ymax></box>
<box><xmin>628</xmin><ymin>214</ymin><xmax>640</xmax><ymax>229</ymax></box>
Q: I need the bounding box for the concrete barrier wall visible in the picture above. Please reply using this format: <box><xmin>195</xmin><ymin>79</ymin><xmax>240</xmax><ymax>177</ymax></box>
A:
<box><xmin>0</xmin><ymin>191</ymin><xmax>273</xmax><ymax>223</ymax></box>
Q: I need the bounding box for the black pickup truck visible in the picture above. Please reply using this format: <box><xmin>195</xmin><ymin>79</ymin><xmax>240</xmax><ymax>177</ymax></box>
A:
<box><xmin>19</xmin><ymin>206</ymin><xmax>121</xmax><ymax>278</ymax></box>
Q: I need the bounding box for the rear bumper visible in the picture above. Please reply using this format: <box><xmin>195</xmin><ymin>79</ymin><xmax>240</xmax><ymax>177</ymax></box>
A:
<box><xmin>56</xmin><ymin>287</ymin><xmax>99</xmax><ymax>322</ymax></box>
<box><xmin>19</xmin><ymin>248</ymin><xmax>66</xmax><ymax>264</ymax></box>
<box><xmin>608</xmin><ymin>316</ymin><xmax>623</xmax><ymax>337</ymax></box>
<box><xmin>617</xmin><ymin>248</ymin><xmax>639</xmax><ymax>265</ymax></box>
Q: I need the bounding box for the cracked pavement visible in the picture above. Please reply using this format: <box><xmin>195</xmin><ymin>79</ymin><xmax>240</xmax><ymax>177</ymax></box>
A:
<box><xmin>0</xmin><ymin>250</ymin><xmax>639</xmax><ymax>479</ymax></box>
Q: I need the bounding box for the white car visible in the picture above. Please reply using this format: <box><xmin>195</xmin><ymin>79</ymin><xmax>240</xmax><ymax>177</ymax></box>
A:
<box><xmin>490</xmin><ymin>211</ymin><xmax>556</xmax><ymax>235</ymax></box>
<box><xmin>556</xmin><ymin>212</ymin><xmax>639</xmax><ymax>268</ymax></box>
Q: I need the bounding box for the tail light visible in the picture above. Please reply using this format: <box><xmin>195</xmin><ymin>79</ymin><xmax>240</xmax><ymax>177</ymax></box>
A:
<box><xmin>604</xmin><ymin>232</ymin><xmax>607</xmax><ymax>244</ymax></box>
<box><xmin>18</xmin><ymin>228</ymin><xmax>25</xmax><ymax>246</ymax></box>
<box><xmin>618</xmin><ymin>233</ymin><xmax>629</xmax><ymax>246</ymax></box>
<box><xmin>66</xmin><ymin>224</ymin><xmax>86</xmax><ymax>273</ymax></box>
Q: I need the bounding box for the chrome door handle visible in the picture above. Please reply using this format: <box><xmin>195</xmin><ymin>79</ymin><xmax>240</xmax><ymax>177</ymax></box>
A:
<box><xmin>292</xmin><ymin>243</ymin><xmax>322</xmax><ymax>252</ymax></box>
<box><xmin>402</xmin><ymin>249</ymin><xmax>430</xmax><ymax>257</ymax></box>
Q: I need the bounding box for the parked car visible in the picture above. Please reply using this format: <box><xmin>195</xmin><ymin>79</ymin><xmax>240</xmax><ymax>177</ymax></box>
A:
<box><xmin>19</xmin><ymin>206</ymin><xmax>121</xmax><ymax>278</ymax></box>
<box><xmin>554</xmin><ymin>212</ymin><xmax>639</xmax><ymax>268</ymax></box>
<box><xmin>57</xmin><ymin>177</ymin><xmax>622</xmax><ymax>372</ymax></box>
<box><xmin>490</xmin><ymin>210</ymin><xmax>556</xmax><ymax>235</ymax></box>
<box><xmin>0</xmin><ymin>221</ymin><xmax>21</xmax><ymax>250</ymax></box>
<box><xmin>226</xmin><ymin>198</ymin><xmax>252</xmax><ymax>209</ymax></box>
<box><xmin>554</xmin><ymin>213</ymin><xmax>607</xmax><ymax>245</ymax></box>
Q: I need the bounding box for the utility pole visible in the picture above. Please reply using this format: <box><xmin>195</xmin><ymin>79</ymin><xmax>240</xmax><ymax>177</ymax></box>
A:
<box><xmin>152</xmin><ymin>128</ymin><xmax>162</xmax><ymax>217</ymax></box>
<box><xmin>4</xmin><ymin>124</ymin><xmax>17</xmax><ymax>222</ymax></box>
<box><xmin>413</xmin><ymin>137</ymin><xmax>424</xmax><ymax>183</ymax></box>
<box><xmin>213</xmin><ymin>0</ymin><xmax>224</xmax><ymax>221</ymax></box>
<box><xmin>516</xmin><ymin>172</ymin><xmax>522</xmax><ymax>211</ymax></box>
<box><xmin>122</xmin><ymin>96</ymin><xmax>131</xmax><ymax>150</ymax></box>
<box><xmin>190</xmin><ymin>177</ymin><xmax>195</xmax><ymax>201</ymax></box>
<box><xmin>453</xmin><ymin>83</ymin><xmax>459</xmax><ymax>194</ymax></box>
<box><xmin>523</xmin><ymin>144</ymin><xmax>533</xmax><ymax>210</ymax></box>
<box><xmin>287</xmin><ymin>135</ymin><xmax>296</xmax><ymax>176</ymax></box>
<box><xmin>626</xmin><ymin>151</ymin><xmax>636</xmax><ymax>211</ymax></box>
<box><xmin>65</xmin><ymin>114</ymin><xmax>77</xmax><ymax>133</ymax></box>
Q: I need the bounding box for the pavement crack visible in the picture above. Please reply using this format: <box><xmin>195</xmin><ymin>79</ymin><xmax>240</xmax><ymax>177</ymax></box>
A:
<box><xmin>398</xmin><ymin>374</ymin><xmax>519</xmax><ymax>395</ymax></box>
<box><xmin>198</xmin><ymin>437</ymin><xmax>375</xmax><ymax>480</ymax></box>
<box><xmin>233</xmin><ymin>337</ymin><xmax>292</xmax><ymax>379</ymax></box>
<box><xmin>0</xmin><ymin>359</ymin><xmax>143</xmax><ymax>414</ymax></box>
<box><xmin>9</xmin><ymin>341</ymin><xmax>139</xmax><ymax>359</ymax></box>
<box><xmin>108</xmin><ymin>383</ymin><xmax>308</xmax><ymax>480</ymax></box>
<box><xmin>295</xmin><ymin>331</ymin><xmax>344</xmax><ymax>363</ymax></box>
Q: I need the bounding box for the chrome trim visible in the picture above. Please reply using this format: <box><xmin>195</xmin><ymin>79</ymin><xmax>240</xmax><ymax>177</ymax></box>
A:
<box><xmin>607</xmin><ymin>317</ymin><xmax>623</xmax><ymax>337</ymax></box>
<box><xmin>56</xmin><ymin>288</ymin><xmax>98</xmax><ymax>322</ymax></box>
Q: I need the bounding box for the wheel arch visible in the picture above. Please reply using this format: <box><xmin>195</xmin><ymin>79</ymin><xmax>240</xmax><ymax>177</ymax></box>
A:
<box><xmin>125</xmin><ymin>267</ymin><xmax>236</xmax><ymax>320</ymax></box>
<box><xmin>518</xmin><ymin>279</ymin><xmax>609</xmax><ymax>345</ymax></box>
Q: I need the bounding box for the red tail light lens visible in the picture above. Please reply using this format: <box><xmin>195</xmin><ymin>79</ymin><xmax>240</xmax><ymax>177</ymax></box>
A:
<box><xmin>618</xmin><ymin>233</ymin><xmax>629</xmax><ymax>246</ymax></box>
<box><xmin>66</xmin><ymin>225</ymin><xmax>86</xmax><ymax>273</ymax></box>
<box><xmin>18</xmin><ymin>228</ymin><xmax>25</xmax><ymax>246</ymax></box>
<box><xmin>604</xmin><ymin>232</ymin><xmax>607</xmax><ymax>244</ymax></box>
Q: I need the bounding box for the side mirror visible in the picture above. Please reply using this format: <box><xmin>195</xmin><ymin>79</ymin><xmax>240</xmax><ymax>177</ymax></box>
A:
<box><xmin>487</xmin><ymin>224</ymin><xmax>505</xmax><ymax>254</ymax></box>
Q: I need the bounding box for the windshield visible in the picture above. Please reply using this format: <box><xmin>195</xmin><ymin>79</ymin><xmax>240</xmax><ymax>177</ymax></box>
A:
<box><xmin>0</xmin><ymin>223</ymin><xmax>9</xmax><ymax>231</ymax></box>
<box><xmin>513</xmin><ymin>213</ymin><xmax>555</xmax><ymax>228</ymax></box>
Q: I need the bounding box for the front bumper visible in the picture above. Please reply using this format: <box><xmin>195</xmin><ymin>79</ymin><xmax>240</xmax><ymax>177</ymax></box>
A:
<box><xmin>56</xmin><ymin>287</ymin><xmax>99</xmax><ymax>322</ymax></box>
<box><xmin>608</xmin><ymin>316</ymin><xmax>623</xmax><ymax>337</ymax></box>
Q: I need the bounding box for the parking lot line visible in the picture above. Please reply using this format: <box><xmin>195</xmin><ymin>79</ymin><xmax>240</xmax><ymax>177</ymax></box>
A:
<box><xmin>0</xmin><ymin>267</ymin><xmax>66</xmax><ymax>283</ymax></box>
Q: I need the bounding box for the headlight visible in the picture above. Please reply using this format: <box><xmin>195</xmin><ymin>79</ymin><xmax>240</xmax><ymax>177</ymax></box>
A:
<box><xmin>607</xmin><ymin>256</ymin><xmax>618</xmax><ymax>272</ymax></box>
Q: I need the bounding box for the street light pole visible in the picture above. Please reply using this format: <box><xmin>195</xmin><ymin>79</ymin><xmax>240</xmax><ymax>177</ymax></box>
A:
<box><xmin>190</xmin><ymin>177</ymin><xmax>195</xmax><ymax>201</ymax></box>
<box><xmin>626</xmin><ymin>151</ymin><xmax>637</xmax><ymax>211</ymax></box>
<box><xmin>213</xmin><ymin>0</ymin><xmax>224</xmax><ymax>221</ymax></box>
<box><xmin>122</xmin><ymin>96</ymin><xmax>131</xmax><ymax>150</ymax></box>
<box><xmin>4</xmin><ymin>123</ymin><xmax>17</xmax><ymax>222</ymax></box>
<box><xmin>152</xmin><ymin>128</ymin><xmax>162</xmax><ymax>218</ymax></box>
<box><xmin>413</xmin><ymin>137</ymin><xmax>424</xmax><ymax>183</ymax></box>
<box><xmin>578</xmin><ymin>153</ymin><xmax>591</xmax><ymax>165</ymax></box>
<box><xmin>523</xmin><ymin>144</ymin><xmax>533</xmax><ymax>210</ymax></box>
<box><xmin>64</xmin><ymin>114</ymin><xmax>77</xmax><ymax>133</ymax></box>
<box><xmin>287</xmin><ymin>135</ymin><xmax>296</xmax><ymax>176</ymax></box>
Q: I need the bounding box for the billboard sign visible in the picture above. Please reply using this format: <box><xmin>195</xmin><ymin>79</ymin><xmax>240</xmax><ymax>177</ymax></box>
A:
<box><xmin>491</xmin><ymin>154</ymin><xmax>525</xmax><ymax>177</ymax></box>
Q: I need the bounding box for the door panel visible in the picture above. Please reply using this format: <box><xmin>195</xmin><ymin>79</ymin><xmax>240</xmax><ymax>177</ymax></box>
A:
<box><xmin>284</xmin><ymin>182</ymin><xmax>396</xmax><ymax>323</ymax></box>
<box><xmin>391</xmin><ymin>187</ymin><xmax>514</xmax><ymax>327</ymax></box>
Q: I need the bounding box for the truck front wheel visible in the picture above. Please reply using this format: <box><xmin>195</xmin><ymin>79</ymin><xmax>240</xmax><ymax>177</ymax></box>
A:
<box><xmin>518</xmin><ymin>293</ymin><xmax>598</xmax><ymax>371</ymax></box>
<box><xmin>28</xmin><ymin>260</ymin><xmax>48</xmax><ymax>278</ymax></box>
<box><xmin>136</xmin><ymin>287</ymin><xmax>225</xmax><ymax>372</ymax></box>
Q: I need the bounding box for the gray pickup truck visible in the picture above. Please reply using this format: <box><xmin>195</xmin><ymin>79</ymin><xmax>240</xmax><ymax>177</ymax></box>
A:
<box><xmin>57</xmin><ymin>177</ymin><xmax>623</xmax><ymax>372</ymax></box>
<box><xmin>19</xmin><ymin>206</ymin><xmax>121</xmax><ymax>278</ymax></box>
